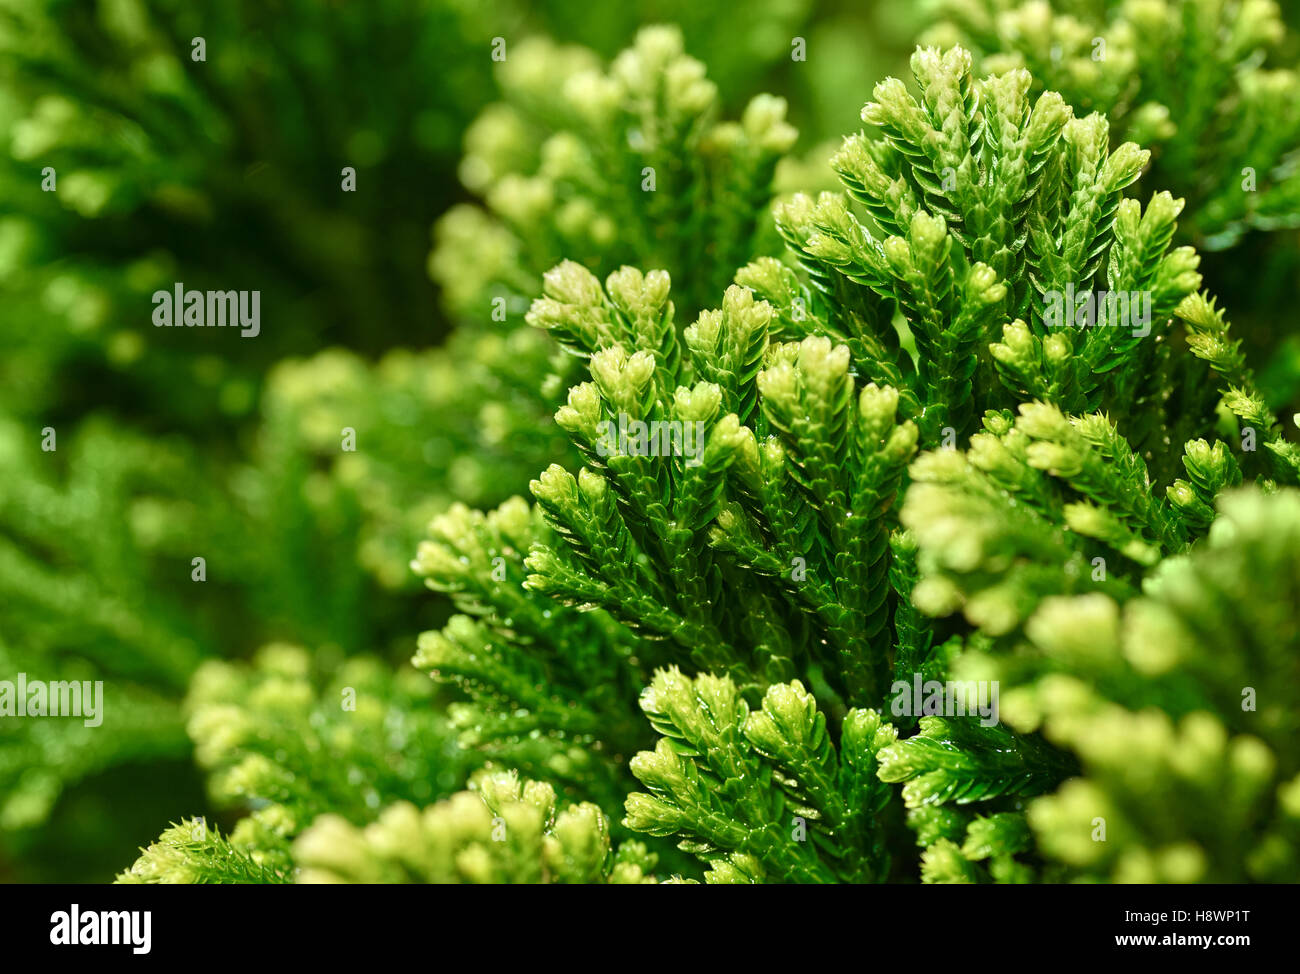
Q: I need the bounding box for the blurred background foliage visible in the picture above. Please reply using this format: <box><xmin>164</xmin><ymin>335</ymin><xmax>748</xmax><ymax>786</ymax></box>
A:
<box><xmin>1</xmin><ymin>0</ymin><xmax>1296</xmax><ymax>881</ymax></box>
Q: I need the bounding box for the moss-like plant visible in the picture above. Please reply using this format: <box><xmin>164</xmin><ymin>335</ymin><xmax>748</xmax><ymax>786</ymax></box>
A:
<box><xmin>124</xmin><ymin>45</ymin><xmax>1300</xmax><ymax>883</ymax></box>
<box><xmin>927</xmin><ymin>0</ymin><xmax>1300</xmax><ymax>251</ymax></box>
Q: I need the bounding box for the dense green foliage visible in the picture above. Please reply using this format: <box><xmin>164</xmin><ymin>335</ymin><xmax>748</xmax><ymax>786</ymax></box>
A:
<box><xmin>118</xmin><ymin>34</ymin><xmax>1300</xmax><ymax>883</ymax></box>
<box><xmin>4</xmin><ymin>0</ymin><xmax>1298</xmax><ymax>885</ymax></box>
<box><xmin>929</xmin><ymin>0</ymin><xmax>1300</xmax><ymax>407</ymax></box>
<box><xmin>931</xmin><ymin>0</ymin><xmax>1300</xmax><ymax>251</ymax></box>
<box><xmin>4</xmin><ymin>1</ymin><xmax>830</xmax><ymax>880</ymax></box>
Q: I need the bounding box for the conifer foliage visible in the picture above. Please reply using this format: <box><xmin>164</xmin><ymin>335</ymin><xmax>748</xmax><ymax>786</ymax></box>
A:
<box><xmin>930</xmin><ymin>0</ymin><xmax>1300</xmax><ymax>251</ymax></box>
<box><xmin>115</xmin><ymin>35</ymin><xmax>1300</xmax><ymax>883</ymax></box>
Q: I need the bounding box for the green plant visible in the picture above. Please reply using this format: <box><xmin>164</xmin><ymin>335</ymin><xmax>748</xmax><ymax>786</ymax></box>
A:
<box><xmin>109</xmin><ymin>25</ymin><xmax>802</xmax><ymax>882</ymax></box>
<box><xmin>0</xmin><ymin>0</ymin><xmax>519</xmax><ymax>431</ymax></box>
<box><xmin>124</xmin><ymin>45</ymin><xmax>1300</xmax><ymax>883</ymax></box>
<box><xmin>291</xmin><ymin>769</ymin><xmax>660</xmax><ymax>884</ymax></box>
<box><xmin>0</xmin><ymin>418</ymin><xmax>210</xmax><ymax>859</ymax></box>
<box><xmin>927</xmin><ymin>0</ymin><xmax>1300</xmax><ymax>251</ymax></box>
<box><xmin>413</xmin><ymin>45</ymin><xmax>1299</xmax><ymax>883</ymax></box>
<box><xmin>431</xmin><ymin>25</ymin><xmax>797</xmax><ymax>324</ymax></box>
<box><xmin>0</xmin><ymin>397</ymin><xmax>423</xmax><ymax>879</ymax></box>
<box><xmin>117</xmin><ymin>644</ymin><xmax>473</xmax><ymax>883</ymax></box>
<box><xmin>0</xmin><ymin>0</ymin><xmax>519</xmax><ymax>879</ymax></box>
<box><xmin>927</xmin><ymin>0</ymin><xmax>1300</xmax><ymax>416</ymax></box>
